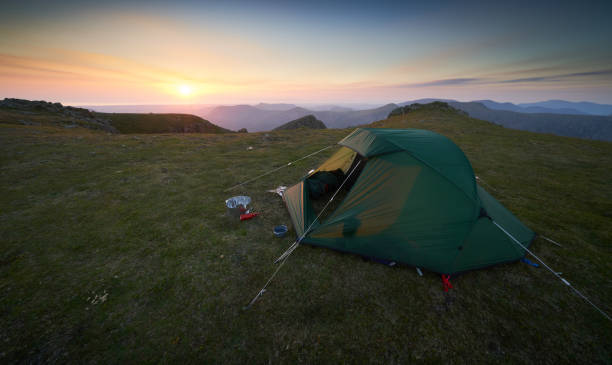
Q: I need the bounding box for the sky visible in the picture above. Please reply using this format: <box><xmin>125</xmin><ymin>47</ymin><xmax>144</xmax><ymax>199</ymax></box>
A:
<box><xmin>1</xmin><ymin>0</ymin><xmax>611</xmax><ymax>105</ymax></box>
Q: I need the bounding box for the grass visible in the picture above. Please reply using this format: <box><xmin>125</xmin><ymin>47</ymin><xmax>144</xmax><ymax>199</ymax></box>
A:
<box><xmin>1</xmin><ymin>107</ymin><xmax>611</xmax><ymax>363</ymax></box>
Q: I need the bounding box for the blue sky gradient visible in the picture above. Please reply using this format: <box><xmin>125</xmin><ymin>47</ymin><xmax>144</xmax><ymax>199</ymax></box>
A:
<box><xmin>1</xmin><ymin>0</ymin><xmax>611</xmax><ymax>104</ymax></box>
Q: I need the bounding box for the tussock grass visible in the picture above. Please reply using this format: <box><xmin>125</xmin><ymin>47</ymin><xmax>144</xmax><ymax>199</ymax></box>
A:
<box><xmin>1</xmin><ymin>110</ymin><xmax>610</xmax><ymax>363</ymax></box>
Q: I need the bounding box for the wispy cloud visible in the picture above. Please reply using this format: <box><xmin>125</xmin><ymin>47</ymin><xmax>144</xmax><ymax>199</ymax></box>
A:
<box><xmin>500</xmin><ymin>69</ymin><xmax>612</xmax><ymax>83</ymax></box>
<box><xmin>382</xmin><ymin>69</ymin><xmax>612</xmax><ymax>90</ymax></box>
<box><xmin>395</xmin><ymin>78</ymin><xmax>482</xmax><ymax>88</ymax></box>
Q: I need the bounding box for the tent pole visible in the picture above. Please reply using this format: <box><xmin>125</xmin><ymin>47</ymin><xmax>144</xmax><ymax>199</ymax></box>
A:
<box><xmin>492</xmin><ymin>220</ymin><xmax>611</xmax><ymax>321</ymax></box>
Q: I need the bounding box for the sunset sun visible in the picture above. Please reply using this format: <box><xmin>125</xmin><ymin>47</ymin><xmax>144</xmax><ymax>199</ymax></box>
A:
<box><xmin>178</xmin><ymin>84</ymin><xmax>192</xmax><ymax>96</ymax></box>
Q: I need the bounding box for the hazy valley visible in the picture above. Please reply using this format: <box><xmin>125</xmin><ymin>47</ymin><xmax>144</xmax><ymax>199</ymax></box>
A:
<box><xmin>80</xmin><ymin>98</ymin><xmax>612</xmax><ymax>141</ymax></box>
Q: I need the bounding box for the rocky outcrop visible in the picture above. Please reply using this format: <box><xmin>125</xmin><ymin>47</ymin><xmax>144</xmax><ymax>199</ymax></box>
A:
<box><xmin>388</xmin><ymin>101</ymin><xmax>466</xmax><ymax>118</ymax></box>
<box><xmin>0</xmin><ymin>98</ymin><xmax>118</xmax><ymax>133</ymax></box>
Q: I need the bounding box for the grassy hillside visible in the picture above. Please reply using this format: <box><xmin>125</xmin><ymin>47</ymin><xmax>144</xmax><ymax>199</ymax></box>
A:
<box><xmin>1</xmin><ymin>107</ymin><xmax>610</xmax><ymax>363</ymax></box>
<box><xmin>395</xmin><ymin>100</ymin><xmax>612</xmax><ymax>141</ymax></box>
<box><xmin>0</xmin><ymin>99</ymin><xmax>231</xmax><ymax>135</ymax></box>
<box><xmin>97</xmin><ymin>112</ymin><xmax>232</xmax><ymax>134</ymax></box>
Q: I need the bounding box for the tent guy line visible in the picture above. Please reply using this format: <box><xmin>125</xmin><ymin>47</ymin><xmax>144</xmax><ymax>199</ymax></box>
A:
<box><xmin>224</xmin><ymin>144</ymin><xmax>334</xmax><ymax>192</ymax></box>
<box><xmin>245</xmin><ymin>160</ymin><xmax>363</xmax><ymax>309</ymax></box>
<box><xmin>244</xmin><ymin>248</ymin><xmax>290</xmax><ymax>310</ymax></box>
<box><xmin>493</xmin><ymin>220</ymin><xmax>611</xmax><ymax>321</ymax></box>
<box><xmin>457</xmin><ymin>172</ymin><xmax>601</xmax><ymax>318</ymax></box>
<box><xmin>540</xmin><ymin>236</ymin><xmax>563</xmax><ymax>247</ymax></box>
<box><xmin>477</xmin><ymin>176</ymin><xmax>562</xmax><ymax>248</ymax></box>
<box><xmin>275</xmin><ymin>160</ymin><xmax>363</xmax><ymax>265</ymax></box>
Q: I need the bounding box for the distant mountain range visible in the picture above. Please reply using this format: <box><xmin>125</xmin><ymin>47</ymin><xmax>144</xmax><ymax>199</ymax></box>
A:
<box><xmin>83</xmin><ymin>99</ymin><xmax>612</xmax><ymax>141</ymax></box>
<box><xmin>201</xmin><ymin>103</ymin><xmax>397</xmax><ymax>131</ymax></box>
<box><xmin>254</xmin><ymin>103</ymin><xmax>298</xmax><ymax>111</ymax></box>
<box><xmin>400</xmin><ymin>99</ymin><xmax>612</xmax><ymax>116</ymax></box>
<box><xmin>476</xmin><ymin>100</ymin><xmax>584</xmax><ymax>115</ymax></box>
<box><xmin>516</xmin><ymin>100</ymin><xmax>612</xmax><ymax>116</ymax></box>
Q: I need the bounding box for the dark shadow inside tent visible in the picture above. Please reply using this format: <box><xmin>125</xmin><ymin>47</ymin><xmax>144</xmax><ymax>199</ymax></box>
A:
<box><xmin>305</xmin><ymin>147</ymin><xmax>366</xmax><ymax>223</ymax></box>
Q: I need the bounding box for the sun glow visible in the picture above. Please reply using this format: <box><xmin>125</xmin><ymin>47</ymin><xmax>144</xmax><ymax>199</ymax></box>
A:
<box><xmin>178</xmin><ymin>84</ymin><xmax>192</xmax><ymax>96</ymax></box>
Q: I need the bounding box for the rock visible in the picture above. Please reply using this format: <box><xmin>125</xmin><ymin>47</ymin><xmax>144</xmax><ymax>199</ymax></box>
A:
<box><xmin>0</xmin><ymin>98</ymin><xmax>119</xmax><ymax>134</ymax></box>
<box><xmin>388</xmin><ymin>101</ymin><xmax>463</xmax><ymax>118</ymax></box>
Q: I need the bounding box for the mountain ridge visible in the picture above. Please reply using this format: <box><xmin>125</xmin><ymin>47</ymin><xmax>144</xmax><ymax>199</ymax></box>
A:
<box><xmin>399</xmin><ymin>98</ymin><xmax>612</xmax><ymax>115</ymax></box>
<box><xmin>273</xmin><ymin>114</ymin><xmax>327</xmax><ymax>130</ymax></box>
<box><xmin>202</xmin><ymin>103</ymin><xmax>398</xmax><ymax>131</ymax></box>
<box><xmin>394</xmin><ymin>100</ymin><xmax>612</xmax><ymax>141</ymax></box>
<box><xmin>517</xmin><ymin>100</ymin><xmax>612</xmax><ymax>115</ymax></box>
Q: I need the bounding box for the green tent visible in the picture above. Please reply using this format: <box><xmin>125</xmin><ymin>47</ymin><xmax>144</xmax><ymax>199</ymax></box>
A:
<box><xmin>283</xmin><ymin>128</ymin><xmax>535</xmax><ymax>275</ymax></box>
